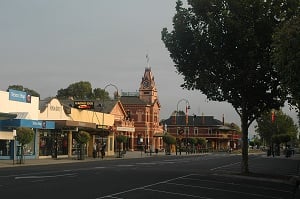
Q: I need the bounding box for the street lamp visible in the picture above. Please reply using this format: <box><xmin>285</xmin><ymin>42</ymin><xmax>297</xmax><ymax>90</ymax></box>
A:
<box><xmin>176</xmin><ymin>98</ymin><xmax>190</xmax><ymax>155</ymax></box>
<box><xmin>101</xmin><ymin>84</ymin><xmax>119</xmax><ymax>153</ymax></box>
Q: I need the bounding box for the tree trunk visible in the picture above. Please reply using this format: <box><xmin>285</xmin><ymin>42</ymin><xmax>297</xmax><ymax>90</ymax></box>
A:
<box><xmin>241</xmin><ymin>113</ymin><xmax>249</xmax><ymax>174</ymax></box>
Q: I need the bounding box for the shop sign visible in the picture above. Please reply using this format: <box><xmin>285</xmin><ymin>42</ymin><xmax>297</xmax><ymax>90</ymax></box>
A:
<box><xmin>116</xmin><ymin>126</ymin><xmax>135</xmax><ymax>132</ymax></box>
<box><xmin>73</xmin><ymin>101</ymin><xmax>94</xmax><ymax>109</ymax></box>
<box><xmin>9</xmin><ymin>89</ymin><xmax>31</xmax><ymax>103</ymax></box>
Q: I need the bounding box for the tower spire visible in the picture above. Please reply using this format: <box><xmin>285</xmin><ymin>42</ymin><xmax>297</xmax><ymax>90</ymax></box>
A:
<box><xmin>146</xmin><ymin>54</ymin><xmax>150</xmax><ymax>68</ymax></box>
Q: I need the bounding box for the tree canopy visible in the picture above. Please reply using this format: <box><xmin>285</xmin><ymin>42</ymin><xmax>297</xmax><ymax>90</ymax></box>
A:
<box><xmin>272</xmin><ymin>15</ymin><xmax>300</xmax><ymax>124</ymax></box>
<box><xmin>162</xmin><ymin>0</ymin><xmax>299</xmax><ymax>173</ymax></box>
<box><xmin>75</xmin><ymin>131</ymin><xmax>91</xmax><ymax>144</ymax></box>
<box><xmin>56</xmin><ymin>81</ymin><xmax>110</xmax><ymax>100</ymax></box>
<box><xmin>16</xmin><ymin>127</ymin><xmax>34</xmax><ymax>145</ymax></box>
<box><xmin>256</xmin><ymin>110</ymin><xmax>298</xmax><ymax>145</ymax></box>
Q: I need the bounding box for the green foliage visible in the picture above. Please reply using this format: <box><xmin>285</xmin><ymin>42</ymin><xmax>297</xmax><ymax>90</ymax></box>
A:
<box><xmin>188</xmin><ymin>137</ymin><xmax>197</xmax><ymax>145</ymax></box>
<box><xmin>57</xmin><ymin>81</ymin><xmax>93</xmax><ymax>99</ymax></box>
<box><xmin>56</xmin><ymin>81</ymin><xmax>110</xmax><ymax>100</ymax></box>
<box><xmin>7</xmin><ymin>85</ymin><xmax>40</xmax><ymax>98</ymax></box>
<box><xmin>272</xmin><ymin>15</ymin><xmax>300</xmax><ymax>124</ymax></box>
<box><xmin>256</xmin><ymin>110</ymin><xmax>298</xmax><ymax>145</ymax></box>
<box><xmin>162</xmin><ymin>0</ymin><xmax>299</xmax><ymax>173</ymax></box>
<box><xmin>116</xmin><ymin>135</ymin><xmax>128</xmax><ymax>143</ymax></box>
<box><xmin>163</xmin><ymin>134</ymin><xmax>176</xmax><ymax>145</ymax></box>
<box><xmin>75</xmin><ymin>131</ymin><xmax>90</xmax><ymax>144</ymax></box>
<box><xmin>16</xmin><ymin>127</ymin><xmax>34</xmax><ymax>145</ymax></box>
<box><xmin>93</xmin><ymin>88</ymin><xmax>109</xmax><ymax>100</ymax></box>
<box><xmin>196</xmin><ymin>137</ymin><xmax>206</xmax><ymax>146</ymax></box>
<box><xmin>272</xmin><ymin>134</ymin><xmax>291</xmax><ymax>144</ymax></box>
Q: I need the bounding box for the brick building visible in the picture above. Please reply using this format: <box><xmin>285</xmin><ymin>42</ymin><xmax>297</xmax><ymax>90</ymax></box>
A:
<box><xmin>162</xmin><ymin>111</ymin><xmax>241</xmax><ymax>151</ymax></box>
<box><xmin>120</xmin><ymin>67</ymin><xmax>164</xmax><ymax>151</ymax></box>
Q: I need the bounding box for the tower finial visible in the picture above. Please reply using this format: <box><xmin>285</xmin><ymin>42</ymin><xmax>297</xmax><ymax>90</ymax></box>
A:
<box><xmin>146</xmin><ymin>54</ymin><xmax>150</xmax><ymax>68</ymax></box>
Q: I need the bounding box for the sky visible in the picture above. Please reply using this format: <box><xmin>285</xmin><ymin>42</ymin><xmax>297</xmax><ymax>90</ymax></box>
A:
<box><xmin>0</xmin><ymin>0</ymin><xmax>298</xmax><ymax>137</ymax></box>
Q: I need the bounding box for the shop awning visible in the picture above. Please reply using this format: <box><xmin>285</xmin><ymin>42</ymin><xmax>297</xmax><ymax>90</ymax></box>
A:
<box><xmin>55</xmin><ymin>120</ymin><xmax>96</xmax><ymax>129</ymax></box>
<box><xmin>0</xmin><ymin>119</ymin><xmax>55</xmax><ymax>129</ymax></box>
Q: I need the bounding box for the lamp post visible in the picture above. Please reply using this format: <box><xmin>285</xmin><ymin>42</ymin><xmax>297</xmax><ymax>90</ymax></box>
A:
<box><xmin>176</xmin><ymin>98</ymin><xmax>190</xmax><ymax>155</ymax></box>
<box><xmin>102</xmin><ymin>83</ymin><xmax>119</xmax><ymax>154</ymax></box>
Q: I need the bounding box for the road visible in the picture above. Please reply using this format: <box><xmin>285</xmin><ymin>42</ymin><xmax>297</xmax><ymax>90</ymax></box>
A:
<box><xmin>0</xmin><ymin>153</ymin><xmax>299</xmax><ymax>199</ymax></box>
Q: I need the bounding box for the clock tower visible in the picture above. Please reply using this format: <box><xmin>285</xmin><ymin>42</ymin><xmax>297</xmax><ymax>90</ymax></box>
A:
<box><xmin>139</xmin><ymin>67</ymin><xmax>158</xmax><ymax>104</ymax></box>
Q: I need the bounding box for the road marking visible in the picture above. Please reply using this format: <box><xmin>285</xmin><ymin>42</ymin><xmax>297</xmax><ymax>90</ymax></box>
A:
<box><xmin>115</xmin><ymin>165</ymin><xmax>135</xmax><ymax>167</ymax></box>
<box><xmin>143</xmin><ymin>187</ymin><xmax>212</xmax><ymax>198</ymax></box>
<box><xmin>93</xmin><ymin>167</ymin><xmax>106</xmax><ymax>169</ymax></box>
<box><xmin>166</xmin><ymin>182</ymin><xmax>283</xmax><ymax>199</ymax></box>
<box><xmin>210</xmin><ymin>162</ymin><xmax>240</xmax><ymax>171</ymax></box>
<box><xmin>15</xmin><ymin>173</ymin><xmax>77</xmax><ymax>180</ymax></box>
<box><xmin>136</xmin><ymin>162</ymin><xmax>157</xmax><ymax>165</ymax></box>
<box><xmin>95</xmin><ymin>174</ymin><xmax>195</xmax><ymax>199</ymax></box>
<box><xmin>182</xmin><ymin>177</ymin><xmax>292</xmax><ymax>193</ymax></box>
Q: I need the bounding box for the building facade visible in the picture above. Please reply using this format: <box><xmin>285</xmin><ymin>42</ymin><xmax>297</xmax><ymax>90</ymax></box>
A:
<box><xmin>0</xmin><ymin>89</ymin><xmax>55</xmax><ymax>160</ymax></box>
<box><xmin>120</xmin><ymin>67</ymin><xmax>164</xmax><ymax>152</ymax></box>
<box><xmin>162</xmin><ymin>112</ymin><xmax>240</xmax><ymax>151</ymax></box>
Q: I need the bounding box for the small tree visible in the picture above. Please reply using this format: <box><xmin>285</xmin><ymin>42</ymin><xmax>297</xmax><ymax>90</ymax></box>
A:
<box><xmin>163</xmin><ymin>134</ymin><xmax>176</xmax><ymax>155</ymax></box>
<box><xmin>116</xmin><ymin>135</ymin><xmax>128</xmax><ymax>157</ymax></box>
<box><xmin>75</xmin><ymin>131</ymin><xmax>90</xmax><ymax>160</ymax></box>
<box><xmin>16</xmin><ymin>127</ymin><xmax>34</xmax><ymax>164</ymax></box>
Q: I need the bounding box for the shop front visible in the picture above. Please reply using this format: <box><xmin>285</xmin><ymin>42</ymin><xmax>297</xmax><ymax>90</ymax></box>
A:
<box><xmin>0</xmin><ymin>119</ymin><xmax>55</xmax><ymax>160</ymax></box>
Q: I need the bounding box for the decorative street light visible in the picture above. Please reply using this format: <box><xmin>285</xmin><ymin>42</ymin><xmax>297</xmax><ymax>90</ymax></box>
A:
<box><xmin>176</xmin><ymin>98</ymin><xmax>190</xmax><ymax>155</ymax></box>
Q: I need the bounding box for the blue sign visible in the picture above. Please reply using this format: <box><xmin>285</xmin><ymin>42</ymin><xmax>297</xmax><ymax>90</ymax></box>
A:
<box><xmin>9</xmin><ymin>89</ymin><xmax>31</xmax><ymax>103</ymax></box>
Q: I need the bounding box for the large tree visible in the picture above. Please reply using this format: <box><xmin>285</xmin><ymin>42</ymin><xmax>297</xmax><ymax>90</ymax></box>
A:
<box><xmin>56</xmin><ymin>81</ymin><xmax>110</xmax><ymax>100</ymax></box>
<box><xmin>272</xmin><ymin>15</ymin><xmax>300</xmax><ymax>124</ymax></box>
<box><xmin>162</xmin><ymin>0</ymin><xmax>299</xmax><ymax>173</ymax></box>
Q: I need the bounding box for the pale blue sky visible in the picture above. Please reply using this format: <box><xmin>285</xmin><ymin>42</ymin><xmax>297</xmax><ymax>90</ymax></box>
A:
<box><xmin>0</xmin><ymin>0</ymin><xmax>297</xmax><ymax>136</ymax></box>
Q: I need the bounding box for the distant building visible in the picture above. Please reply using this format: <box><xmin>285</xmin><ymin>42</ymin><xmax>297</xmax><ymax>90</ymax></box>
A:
<box><xmin>161</xmin><ymin>112</ymin><xmax>240</xmax><ymax>151</ymax></box>
<box><xmin>120</xmin><ymin>67</ymin><xmax>164</xmax><ymax>151</ymax></box>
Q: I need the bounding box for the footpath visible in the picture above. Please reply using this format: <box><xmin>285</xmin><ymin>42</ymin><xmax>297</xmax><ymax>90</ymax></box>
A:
<box><xmin>0</xmin><ymin>151</ymin><xmax>167</xmax><ymax>168</ymax></box>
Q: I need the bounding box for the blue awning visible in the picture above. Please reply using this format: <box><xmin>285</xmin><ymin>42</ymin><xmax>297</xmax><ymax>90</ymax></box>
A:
<box><xmin>0</xmin><ymin>119</ymin><xmax>55</xmax><ymax>129</ymax></box>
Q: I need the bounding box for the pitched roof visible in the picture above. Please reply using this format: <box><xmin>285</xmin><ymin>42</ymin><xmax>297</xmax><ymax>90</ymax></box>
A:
<box><xmin>120</xmin><ymin>96</ymin><xmax>147</xmax><ymax>105</ymax></box>
<box><xmin>59</xmin><ymin>99</ymin><xmax>119</xmax><ymax>114</ymax></box>
<box><xmin>162</xmin><ymin>115</ymin><xmax>223</xmax><ymax>127</ymax></box>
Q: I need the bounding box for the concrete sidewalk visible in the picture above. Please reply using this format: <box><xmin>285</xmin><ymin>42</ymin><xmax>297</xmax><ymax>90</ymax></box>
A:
<box><xmin>0</xmin><ymin>150</ymin><xmax>170</xmax><ymax>168</ymax></box>
<box><xmin>1</xmin><ymin>151</ymin><xmax>299</xmax><ymax>169</ymax></box>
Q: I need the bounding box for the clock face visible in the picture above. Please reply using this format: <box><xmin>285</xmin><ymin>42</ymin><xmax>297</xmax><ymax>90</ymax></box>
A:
<box><xmin>143</xmin><ymin>80</ymin><xmax>150</xmax><ymax>88</ymax></box>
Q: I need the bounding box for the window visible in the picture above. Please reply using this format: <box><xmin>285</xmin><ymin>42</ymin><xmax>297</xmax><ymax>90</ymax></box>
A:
<box><xmin>194</xmin><ymin>128</ymin><xmax>198</xmax><ymax>135</ymax></box>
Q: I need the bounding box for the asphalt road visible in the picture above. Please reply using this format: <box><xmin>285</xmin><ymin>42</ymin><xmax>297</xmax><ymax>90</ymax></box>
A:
<box><xmin>0</xmin><ymin>153</ymin><xmax>299</xmax><ymax>199</ymax></box>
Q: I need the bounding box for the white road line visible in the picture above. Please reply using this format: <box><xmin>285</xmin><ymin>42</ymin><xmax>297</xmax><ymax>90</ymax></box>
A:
<box><xmin>115</xmin><ymin>165</ymin><xmax>135</xmax><ymax>167</ymax></box>
<box><xmin>182</xmin><ymin>177</ymin><xmax>292</xmax><ymax>193</ymax></box>
<box><xmin>15</xmin><ymin>173</ymin><xmax>77</xmax><ymax>180</ymax></box>
<box><xmin>166</xmin><ymin>182</ymin><xmax>283</xmax><ymax>199</ymax></box>
<box><xmin>135</xmin><ymin>163</ymin><xmax>157</xmax><ymax>165</ymax></box>
<box><xmin>143</xmin><ymin>187</ymin><xmax>212</xmax><ymax>198</ymax></box>
<box><xmin>210</xmin><ymin>162</ymin><xmax>240</xmax><ymax>171</ymax></box>
<box><xmin>95</xmin><ymin>174</ymin><xmax>195</xmax><ymax>199</ymax></box>
<box><xmin>93</xmin><ymin>167</ymin><xmax>106</xmax><ymax>169</ymax></box>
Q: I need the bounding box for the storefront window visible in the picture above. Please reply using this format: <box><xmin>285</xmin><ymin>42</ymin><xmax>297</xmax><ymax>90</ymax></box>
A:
<box><xmin>39</xmin><ymin>131</ymin><xmax>68</xmax><ymax>156</ymax></box>
<box><xmin>0</xmin><ymin>140</ymin><xmax>12</xmax><ymax>156</ymax></box>
<box><xmin>23</xmin><ymin>139</ymin><xmax>35</xmax><ymax>155</ymax></box>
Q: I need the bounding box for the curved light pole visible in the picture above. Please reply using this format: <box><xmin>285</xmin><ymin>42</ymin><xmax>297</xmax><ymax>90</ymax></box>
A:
<box><xmin>176</xmin><ymin>98</ymin><xmax>190</xmax><ymax>155</ymax></box>
<box><xmin>101</xmin><ymin>84</ymin><xmax>119</xmax><ymax>152</ymax></box>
